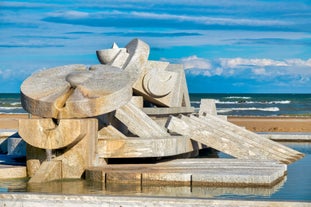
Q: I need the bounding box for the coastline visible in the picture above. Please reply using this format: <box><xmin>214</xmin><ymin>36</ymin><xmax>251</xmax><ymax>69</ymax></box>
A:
<box><xmin>1</xmin><ymin>113</ymin><xmax>311</xmax><ymax>133</ymax></box>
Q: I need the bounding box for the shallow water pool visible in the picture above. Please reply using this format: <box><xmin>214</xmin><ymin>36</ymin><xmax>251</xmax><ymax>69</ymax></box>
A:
<box><xmin>0</xmin><ymin>142</ymin><xmax>310</xmax><ymax>202</ymax></box>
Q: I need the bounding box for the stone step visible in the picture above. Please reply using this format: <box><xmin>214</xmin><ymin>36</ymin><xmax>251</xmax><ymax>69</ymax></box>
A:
<box><xmin>86</xmin><ymin>158</ymin><xmax>286</xmax><ymax>187</ymax></box>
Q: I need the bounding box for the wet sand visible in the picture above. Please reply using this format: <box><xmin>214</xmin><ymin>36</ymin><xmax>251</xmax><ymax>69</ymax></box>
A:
<box><xmin>1</xmin><ymin>114</ymin><xmax>311</xmax><ymax>132</ymax></box>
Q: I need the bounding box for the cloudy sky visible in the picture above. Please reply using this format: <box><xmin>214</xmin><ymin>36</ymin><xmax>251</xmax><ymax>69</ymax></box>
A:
<box><xmin>1</xmin><ymin>0</ymin><xmax>311</xmax><ymax>93</ymax></box>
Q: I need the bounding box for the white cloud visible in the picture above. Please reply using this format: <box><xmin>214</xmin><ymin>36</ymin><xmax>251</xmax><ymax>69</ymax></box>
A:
<box><xmin>131</xmin><ymin>11</ymin><xmax>286</xmax><ymax>26</ymax></box>
<box><xmin>49</xmin><ymin>10</ymin><xmax>89</xmax><ymax>19</ymax></box>
<box><xmin>181</xmin><ymin>55</ymin><xmax>211</xmax><ymax>70</ymax></box>
<box><xmin>219</xmin><ymin>58</ymin><xmax>288</xmax><ymax>68</ymax></box>
<box><xmin>178</xmin><ymin>56</ymin><xmax>311</xmax><ymax>79</ymax></box>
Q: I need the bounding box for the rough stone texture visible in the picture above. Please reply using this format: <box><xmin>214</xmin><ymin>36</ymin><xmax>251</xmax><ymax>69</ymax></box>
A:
<box><xmin>86</xmin><ymin>158</ymin><xmax>286</xmax><ymax>187</ymax></box>
<box><xmin>19</xmin><ymin>119</ymin><xmax>91</xmax><ymax>149</ymax></box>
<box><xmin>130</xmin><ymin>96</ymin><xmax>144</xmax><ymax>108</ymax></box>
<box><xmin>98</xmin><ymin>125</ymin><xmax>127</xmax><ymax>139</ymax></box>
<box><xmin>97</xmin><ymin>38</ymin><xmax>150</xmax><ymax>86</ymax></box>
<box><xmin>260</xmin><ymin>132</ymin><xmax>311</xmax><ymax>141</ymax></box>
<box><xmin>166</xmin><ymin>115</ymin><xmax>303</xmax><ymax>164</ymax></box>
<box><xmin>1</xmin><ymin>193</ymin><xmax>309</xmax><ymax>207</ymax></box>
<box><xmin>115</xmin><ymin>102</ymin><xmax>169</xmax><ymax>137</ymax></box>
<box><xmin>0</xmin><ymin>165</ymin><xmax>26</xmax><ymax>179</ymax></box>
<box><xmin>199</xmin><ymin>114</ymin><xmax>304</xmax><ymax>161</ymax></box>
<box><xmin>199</xmin><ymin>99</ymin><xmax>217</xmax><ymax>116</ymax></box>
<box><xmin>142</xmin><ymin>107</ymin><xmax>195</xmax><ymax>115</ymax></box>
<box><xmin>25</xmin><ymin>118</ymin><xmax>98</xmax><ymax>182</ymax></box>
<box><xmin>21</xmin><ymin>64</ymin><xmax>132</xmax><ymax>118</ymax></box>
<box><xmin>28</xmin><ymin>160</ymin><xmax>62</xmax><ymax>183</ymax></box>
<box><xmin>97</xmin><ymin>135</ymin><xmax>202</xmax><ymax>158</ymax></box>
<box><xmin>133</xmin><ymin>61</ymin><xmax>191</xmax><ymax>107</ymax></box>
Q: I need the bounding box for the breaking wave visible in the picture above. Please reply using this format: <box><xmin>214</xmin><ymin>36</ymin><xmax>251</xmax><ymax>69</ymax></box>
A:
<box><xmin>224</xmin><ymin>96</ymin><xmax>251</xmax><ymax>99</ymax></box>
<box><xmin>217</xmin><ymin>107</ymin><xmax>280</xmax><ymax>113</ymax></box>
<box><xmin>215</xmin><ymin>100</ymin><xmax>291</xmax><ymax>104</ymax></box>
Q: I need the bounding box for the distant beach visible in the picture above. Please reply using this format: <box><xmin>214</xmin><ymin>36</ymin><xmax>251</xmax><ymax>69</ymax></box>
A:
<box><xmin>0</xmin><ymin>93</ymin><xmax>310</xmax><ymax>132</ymax></box>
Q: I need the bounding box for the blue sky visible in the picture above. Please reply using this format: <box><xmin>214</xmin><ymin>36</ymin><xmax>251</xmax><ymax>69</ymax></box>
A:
<box><xmin>1</xmin><ymin>0</ymin><xmax>311</xmax><ymax>93</ymax></box>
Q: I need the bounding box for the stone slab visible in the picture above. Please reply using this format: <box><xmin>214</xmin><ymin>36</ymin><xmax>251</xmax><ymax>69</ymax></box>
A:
<box><xmin>0</xmin><ymin>165</ymin><xmax>26</xmax><ymax>179</ymax></box>
<box><xmin>259</xmin><ymin>132</ymin><xmax>311</xmax><ymax>141</ymax></box>
<box><xmin>167</xmin><ymin>114</ymin><xmax>303</xmax><ymax>164</ymax></box>
<box><xmin>185</xmin><ymin>115</ymin><xmax>297</xmax><ymax>163</ymax></box>
<box><xmin>86</xmin><ymin>158</ymin><xmax>286</xmax><ymax>187</ymax></box>
<box><xmin>97</xmin><ymin>136</ymin><xmax>204</xmax><ymax>158</ymax></box>
<box><xmin>115</xmin><ymin>102</ymin><xmax>169</xmax><ymax>137</ymax></box>
<box><xmin>199</xmin><ymin>114</ymin><xmax>304</xmax><ymax>160</ymax></box>
<box><xmin>142</xmin><ymin>107</ymin><xmax>195</xmax><ymax>115</ymax></box>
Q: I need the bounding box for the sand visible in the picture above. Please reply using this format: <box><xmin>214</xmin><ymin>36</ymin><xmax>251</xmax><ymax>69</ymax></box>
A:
<box><xmin>228</xmin><ymin>116</ymin><xmax>311</xmax><ymax>132</ymax></box>
<box><xmin>1</xmin><ymin>113</ymin><xmax>311</xmax><ymax>133</ymax></box>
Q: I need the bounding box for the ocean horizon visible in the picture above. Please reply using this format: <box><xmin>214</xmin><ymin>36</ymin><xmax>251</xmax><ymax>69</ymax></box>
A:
<box><xmin>0</xmin><ymin>93</ymin><xmax>310</xmax><ymax>116</ymax></box>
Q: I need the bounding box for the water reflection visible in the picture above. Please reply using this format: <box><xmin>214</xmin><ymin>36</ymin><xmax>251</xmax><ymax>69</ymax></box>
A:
<box><xmin>2</xmin><ymin>175</ymin><xmax>286</xmax><ymax>199</ymax></box>
<box><xmin>1</xmin><ymin>142</ymin><xmax>310</xmax><ymax>201</ymax></box>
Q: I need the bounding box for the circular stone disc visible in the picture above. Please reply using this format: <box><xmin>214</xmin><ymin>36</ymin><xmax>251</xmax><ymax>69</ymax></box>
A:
<box><xmin>21</xmin><ymin>64</ymin><xmax>132</xmax><ymax>118</ymax></box>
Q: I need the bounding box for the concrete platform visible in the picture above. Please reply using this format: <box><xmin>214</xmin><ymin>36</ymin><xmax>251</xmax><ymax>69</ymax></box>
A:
<box><xmin>1</xmin><ymin>193</ymin><xmax>309</xmax><ymax>207</ymax></box>
<box><xmin>0</xmin><ymin>154</ymin><xmax>26</xmax><ymax>179</ymax></box>
<box><xmin>260</xmin><ymin>132</ymin><xmax>311</xmax><ymax>141</ymax></box>
<box><xmin>86</xmin><ymin>158</ymin><xmax>287</xmax><ymax>187</ymax></box>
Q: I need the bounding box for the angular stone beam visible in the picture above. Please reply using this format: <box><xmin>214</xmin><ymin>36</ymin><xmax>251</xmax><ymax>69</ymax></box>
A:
<box><xmin>182</xmin><ymin>115</ymin><xmax>295</xmax><ymax>164</ymax></box>
<box><xmin>19</xmin><ymin>119</ymin><xmax>88</xmax><ymax>149</ymax></box>
<box><xmin>21</xmin><ymin>64</ymin><xmax>132</xmax><ymax>118</ymax></box>
<box><xmin>200</xmin><ymin>114</ymin><xmax>304</xmax><ymax>161</ymax></box>
<box><xmin>98</xmin><ymin>125</ymin><xmax>128</xmax><ymax>139</ymax></box>
<box><xmin>115</xmin><ymin>102</ymin><xmax>169</xmax><ymax>137</ymax></box>
<box><xmin>166</xmin><ymin>116</ymin><xmax>255</xmax><ymax>159</ymax></box>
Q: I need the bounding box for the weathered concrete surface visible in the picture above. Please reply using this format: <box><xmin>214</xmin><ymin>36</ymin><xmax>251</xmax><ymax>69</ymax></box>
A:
<box><xmin>27</xmin><ymin>119</ymin><xmax>97</xmax><ymax>183</ymax></box>
<box><xmin>115</xmin><ymin>102</ymin><xmax>169</xmax><ymax>137</ymax></box>
<box><xmin>142</xmin><ymin>107</ymin><xmax>194</xmax><ymax>115</ymax></box>
<box><xmin>199</xmin><ymin>99</ymin><xmax>217</xmax><ymax>116</ymax></box>
<box><xmin>133</xmin><ymin>61</ymin><xmax>191</xmax><ymax>107</ymax></box>
<box><xmin>21</xmin><ymin>64</ymin><xmax>132</xmax><ymax>118</ymax></box>
<box><xmin>166</xmin><ymin>115</ymin><xmax>303</xmax><ymax>164</ymax></box>
<box><xmin>199</xmin><ymin>114</ymin><xmax>304</xmax><ymax>161</ymax></box>
<box><xmin>97</xmin><ymin>135</ymin><xmax>203</xmax><ymax>158</ymax></box>
<box><xmin>0</xmin><ymin>165</ymin><xmax>26</xmax><ymax>179</ymax></box>
<box><xmin>19</xmin><ymin>119</ymin><xmax>90</xmax><ymax>149</ymax></box>
<box><xmin>97</xmin><ymin>39</ymin><xmax>150</xmax><ymax>86</ymax></box>
<box><xmin>1</xmin><ymin>193</ymin><xmax>310</xmax><ymax>207</ymax></box>
<box><xmin>260</xmin><ymin>132</ymin><xmax>311</xmax><ymax>141</ymax></box>
<box><xmin>86</xmin><ymin>158</ymin><xmax>286</xmax><ymax>187</ymax></box>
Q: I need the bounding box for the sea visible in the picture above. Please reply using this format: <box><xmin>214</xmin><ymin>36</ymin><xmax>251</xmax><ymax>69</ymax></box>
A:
<box><xmin>1</xmin><ymin>93</ymin><xmax>310</xmax><ymax>116</ymax></box>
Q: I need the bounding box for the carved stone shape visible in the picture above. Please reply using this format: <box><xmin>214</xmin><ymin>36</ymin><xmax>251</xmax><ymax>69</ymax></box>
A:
<box><xmin>20</xmin><ymin>64</ymin><xmax>132</xmax><ymax>118</ymax></box>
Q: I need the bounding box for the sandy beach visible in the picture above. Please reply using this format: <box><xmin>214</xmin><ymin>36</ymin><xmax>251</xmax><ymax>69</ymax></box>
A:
<box><xmin>1</xmin><ymin>113</ymin><xmax>311</xmax><ymax>132</ymax></box>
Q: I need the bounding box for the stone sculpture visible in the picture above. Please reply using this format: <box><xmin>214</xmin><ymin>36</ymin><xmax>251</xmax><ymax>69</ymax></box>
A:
<box><xmin>19</xmin><ymin>38</ymin><xmax>302</xmax><ymax>185</ymax></box>
<box><xmin>19</xmin><ymin>38</ymin><xmax>194</xmax><ymax>183</ymax></box>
